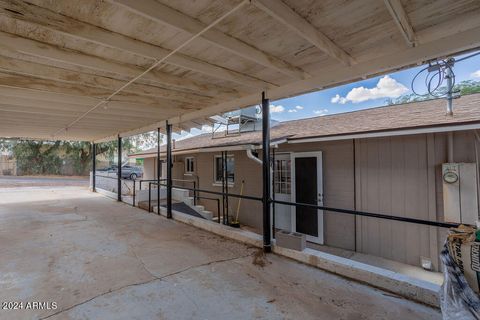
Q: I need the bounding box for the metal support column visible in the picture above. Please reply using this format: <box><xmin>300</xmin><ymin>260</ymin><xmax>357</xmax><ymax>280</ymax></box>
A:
<box><xmin>157</xmin><ymin>127</ymin><xmax>161</xmax><ymax>215</ymax></box>
<box><xmin>262</xmin><ymin>91</ymin><xmax>271</xmax><ymax>252</ymax></box>
<box><xmin>117</xmin><ymin>135</ymin><xmax>122</xmax><ymax>202</ymax></box>
<box><xmin>92</xmin><ymin>142</ymin><xmax>96</xmax><ymax>192</ymax></box>
<box><xmin>272</xmin><ymin>147</ymin><xmax>275</xmax><ymax>239</ymax></box>
<box><xmin>166</xmin><ymin>121</ymin><xmax>173</xmax><ymax>219</ymax></box>
<box><xmin>221</xmin><ymin>151</ymin><xmax>226</xmax><ymax>225</ymax></box>
<box><xmin>224</xmin><ymin>150</ymin><xmax>229</xmax><ymax>225</ymax></box>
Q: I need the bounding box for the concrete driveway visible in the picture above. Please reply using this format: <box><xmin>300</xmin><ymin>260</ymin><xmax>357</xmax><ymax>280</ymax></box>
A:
<box><xmin>0</xmin><ymin>176</ymin><xmax>88</xmax><ymax>189</ymax></box>
<box><xmin>0</xmin><ymin>186</ymin><xmax>441</xmax><ymax>320</ymax></box>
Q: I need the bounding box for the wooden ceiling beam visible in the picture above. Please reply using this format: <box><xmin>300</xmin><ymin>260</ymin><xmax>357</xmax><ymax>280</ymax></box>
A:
<box><xmin>0</xmin><ymin>40</ymin><xmax>238</xmax><ymax>100</ymax></box>
<box><xmin>0</xmin><ymin>114</ymin><xmax>152</xmax><ymax>129</ymax></box>
<box><xmin>0</xmin><ymin>72</ymin><xmax>201</xmax><ymax>109</ymax></box>
<box><xmin>252</xmin><ymin>0</ymin><xmax>355</xmax><ymax>66</ymax></box>
<box><xmin>111</xmin><ymin>0</ymin><xmax>307</xmax><ymax>80</ymax></box>
<box><xmin>0</xmin><ymin>56</ymin><xmax>214</xmax><ymax>106</ymax></box>
<box><xmin>0</xmin><ymin>86</ymin><xmax>186</xmax><ymax>114</ymax></box>
<box><xmin>384</xmin><ymin>0</ymin><xmax>416</xmax><ymax>47</ymax></box>
<box><xmin>0</xmin><ymin>100</ymin><xmax>178</xmax><ymax>120</ymax></box>
<box><xmin>416</xmin><ymin>9</ymin><xmax>480</xmax><ymax>45</ymax></box>
<box><xmin>0</xmin><ymin>1</ymin><xmax>270</xmax><ymax>88</ymax></box>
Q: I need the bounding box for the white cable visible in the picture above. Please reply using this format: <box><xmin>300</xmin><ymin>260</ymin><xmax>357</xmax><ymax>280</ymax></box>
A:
<box><xmin>52</xmin><ymin>0</ymin><xmax>248</xmax><ymax>138</ymax></box>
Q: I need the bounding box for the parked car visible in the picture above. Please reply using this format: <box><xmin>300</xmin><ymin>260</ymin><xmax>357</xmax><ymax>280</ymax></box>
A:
<box><xmin>102</xmin><ymin>165</ymin><xmax>143</xmax><ymax>180</ymax></box>
<box><xmin>121</xmin><ymin>165</ymin><xmax>143</xmax><ymax>180</ymax></box>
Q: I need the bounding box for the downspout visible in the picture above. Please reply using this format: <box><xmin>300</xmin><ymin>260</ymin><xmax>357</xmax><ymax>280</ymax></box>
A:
<box><xmin>246</xmin><ymin>148</ymin><xmax>262</xmax><ymax>165</ymax></box>
<box><xmin>246</xmin><ymin>146</ymin><xmax>275</xmax><ymax>236</ymax></box>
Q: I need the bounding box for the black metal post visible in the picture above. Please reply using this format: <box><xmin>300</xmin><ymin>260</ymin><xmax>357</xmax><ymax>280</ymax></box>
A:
<box><xmin>148</xmin><ymin>182</ymin><xmax>152</xmax><ymax>212</ymax></box>
<box><xmin>133</xmin><ymin>180</ymin><xmax>136</xmax><ymax>207</ymax></box>
<box><xmin>193</xmin><ymin>181</ymin><xmax>197</xmax><ymax>206</ymax></box>
<box><xmin>272</xmin><ymin>147</ymin><xmax>275</xmax><ymax>239</ymax></box>
<box><xmin>166</xmin><ymin>121</ymin><xmax>173</xmax><ymax>219</ymax></box>
<box><xmin>117</xmin><ymin>135</ymin><xmax>122</xmax><ymax>202</ymax></box>
<box><xmin>262</xmin><ymin>91</ymin><xmax>271</xmax><ymax>252</ymax></box>
<box><xmin>221</xmin><ymin>151</ymin><xmax>226</xmax><ymax>225</ymax></box>
<box><xmin>224</xmin><ymin>150</ymin><xmax>229</xmax><ymax>225</ymax></box>
<box><xmin>157</xmin><ymin>127</ymin><xmax>161</xmax><ymax>215</ymax></box>
<box><xmin>92</xmin><ymin>142</ymin><xmax>96</xmax><ymax>192</ymax></box>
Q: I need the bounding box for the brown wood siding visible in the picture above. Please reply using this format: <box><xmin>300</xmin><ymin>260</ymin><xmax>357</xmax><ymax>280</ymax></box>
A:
<box><xmin>355</xmin><ymin>131</ymin><xmax>477</xmax><ymax>270</ymax></box>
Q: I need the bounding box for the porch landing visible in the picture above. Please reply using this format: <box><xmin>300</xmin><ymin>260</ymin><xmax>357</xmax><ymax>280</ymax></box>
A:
<box><xmin>0</xmin><ymin>186</ymin><xmax>440</xmax><ymax>319</ymax></box>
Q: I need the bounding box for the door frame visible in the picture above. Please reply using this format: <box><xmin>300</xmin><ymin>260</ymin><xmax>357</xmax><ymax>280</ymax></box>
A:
<box><xmin>291</xmin><ymin>151</ymin><xmax>324</xmax><ymax>244</ymax></box>
<box><xmin>273</xmin><ymin>152</ymin><xmax>293</xmax><ymax>231</ymax></box>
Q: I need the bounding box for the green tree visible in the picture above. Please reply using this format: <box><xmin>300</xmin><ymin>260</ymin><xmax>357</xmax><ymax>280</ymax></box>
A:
<box><xmin>0</xmin><ymin>131</ymin><xmax>159</xmax><ymax>176</ymax></box>
<box><xmin>387</xmin><ymin>80</ymin><xmax>480</xmax><ymax>105</ymax></box>
<box><xmin>8</xmin><ymin>140</ymin><xmax>62</xmax><ymax>175</ymax></box>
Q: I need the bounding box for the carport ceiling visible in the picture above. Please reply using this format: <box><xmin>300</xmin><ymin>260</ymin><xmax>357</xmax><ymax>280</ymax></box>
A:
<box><xmin>0</xmin><ymin>0</ymin><xmax>479</xmax><ymax>142</ymax></box>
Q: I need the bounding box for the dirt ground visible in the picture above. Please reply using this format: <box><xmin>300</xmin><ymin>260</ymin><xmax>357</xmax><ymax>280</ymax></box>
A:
<box><xmin>0</xmin><ymin>186</ymin><xmax>441</xmax><ymax>320</ymax></box>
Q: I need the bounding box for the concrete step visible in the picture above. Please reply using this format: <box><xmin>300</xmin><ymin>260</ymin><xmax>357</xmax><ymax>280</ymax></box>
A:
<box><xmin>194</xmin><ymin>205</ymin><xmax>205</xmax><ymax>211</ymax></box>
<box><xmin>201</xmin><ymin>210</ymin><xmax>213</xmax><ymax>220</ymax></box>
<box><xmin>183</xmin><ymin>197</ymin><xmax>194</xmax><ymax>206</ymax></box>
<box><xmin>138</xmin><ymin>201</ymin><xmax>151</xmax><ymax>211</ymax></box>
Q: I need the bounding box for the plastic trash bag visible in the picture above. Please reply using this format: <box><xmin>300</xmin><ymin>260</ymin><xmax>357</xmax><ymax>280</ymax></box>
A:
<box><xmin>440</xmin><ymin>243</ymin><xmax>480</xmax><ymax>319</ymax></box>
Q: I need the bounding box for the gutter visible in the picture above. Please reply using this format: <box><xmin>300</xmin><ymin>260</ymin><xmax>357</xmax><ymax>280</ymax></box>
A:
<box><xmin>288</xmin><ymin>122</ymin><xmax>480</xmax><ymax>144</ymax></box>
<box><xmin>129</xmin><ymin>139</ymin><xmax>287</xmax><ymax>159</ymax></box>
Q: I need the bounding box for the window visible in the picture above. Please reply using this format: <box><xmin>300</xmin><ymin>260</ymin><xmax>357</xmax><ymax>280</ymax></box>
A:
<box><xmin>274</xmin><ymin>159</ymin><xmax>291</xmax><ymax>194</ymax></box>
<box><xmin>185</xmin><ymin>157</ymin><xmax>195</xmax><ymax>174</ymax></box>
<box><xmin>214</xmin><ymin>155</ymin><xmax>234</xmax><ymax>184</ymax></box>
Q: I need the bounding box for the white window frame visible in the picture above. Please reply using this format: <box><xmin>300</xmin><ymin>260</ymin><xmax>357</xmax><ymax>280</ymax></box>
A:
<box><xmin>213</xmin><ymin>154</ymin><xmax>234</xmax><ymax>186</ymax></box>
<box><xmin>184</xmin><ymin>157</ymin><xmax>195</xmax><ymax>175</ymax></box>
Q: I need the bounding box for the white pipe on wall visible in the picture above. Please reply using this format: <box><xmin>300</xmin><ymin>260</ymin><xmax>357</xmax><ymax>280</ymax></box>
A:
<box><xmin>246</xmin><ymin>148</ymin><xmax>263</xmax><ymax>165</ymax></box>
<box><xmin>447</xmin><ymin>131</ymin><xmax>454</xmax><ymax>163</ymax></box>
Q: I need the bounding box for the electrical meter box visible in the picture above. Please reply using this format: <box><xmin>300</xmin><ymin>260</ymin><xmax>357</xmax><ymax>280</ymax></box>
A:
<box><xmin>442</xmin><ymin>163</ymin><xmax>479</xmax><ymax>225</ymax></box>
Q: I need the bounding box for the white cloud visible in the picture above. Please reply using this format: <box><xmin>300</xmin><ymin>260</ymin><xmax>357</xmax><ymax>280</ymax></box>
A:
<box><xmin>330</xmin><ymin>75</ymin><xmax>408</xmax><ymax>104</ymax></box>
<box><xmin>270</xmin><ymin>104</ymin><xmax>285</xmax><ymax>113</ymax></box>
<box><xmin>472</xmin><ymin>70</ymin><xmax>480</xmax><ymax>79</ymax></box>
<box><xmin>295</xmin><ymin>105</ymin><xmax>303</xmax><ymax>110</ymax></box>
<box><xmin>288</xmin><ymin>109</ymin><xmax>297</xmax><ymax>113</ymax></box>
<box><xmin>331</xmin><ymin>94</ymin><xmax>348</xmax><ymax>104</ymax></box>
<box><xmin>313</xmin><ymin>109</ymin><xmax>329</xmax><ymax>116</ymax></box>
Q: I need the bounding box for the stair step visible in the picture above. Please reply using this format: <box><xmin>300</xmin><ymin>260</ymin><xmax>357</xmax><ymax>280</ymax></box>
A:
<box><xmin>201</xmin><ymin>210</ymin><xmax>213</xmax><ymax>220</ymax></box>
<box><xmin>138</xmin><ymin>201</ymin><xmax>151</xmax><ymax>211</ymax></box>
<box><xmin>183</xmin><ymin>197</ymin><xmax>194</xmax><ymax>206</ymax></box>
<box><xmin>194</xmin><ymin>205</ymin><xmax>205</xmax><ymax>211</ymax></box>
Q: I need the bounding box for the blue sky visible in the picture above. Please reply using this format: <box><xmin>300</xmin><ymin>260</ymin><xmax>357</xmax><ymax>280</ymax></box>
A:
<box><xmin>177</xmin><ymin>51</ymin><xmax>480</xmax><ymax>140</ymax></box>
<box><xmin>268</xmin><ymin>51</ymin><xmax>480</xmax><ymax>122</ymax></box>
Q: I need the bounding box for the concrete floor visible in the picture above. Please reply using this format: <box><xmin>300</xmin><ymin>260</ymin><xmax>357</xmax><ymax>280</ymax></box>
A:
<box><xmin>0</xmin><ymin>186</ymin><xmax>441</xmax><ymax>320</ymax></box>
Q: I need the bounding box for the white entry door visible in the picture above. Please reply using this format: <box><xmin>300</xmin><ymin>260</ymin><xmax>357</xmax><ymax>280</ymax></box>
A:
<box><xmin>273</xmin><ymin>153</ymin><xmax>292</xmax><ymax>231</ymax></box>
<box><xmin>291</xmin><ymin>152</ymin><xmax>324</xmax><ymax>244</ymax></box>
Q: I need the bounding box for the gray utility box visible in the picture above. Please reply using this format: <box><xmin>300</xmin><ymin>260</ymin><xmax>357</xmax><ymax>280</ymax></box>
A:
<box><xmin>276</xmin><ymin>230</ymin><xmax>306</xmax><ymax>251</ymax></box>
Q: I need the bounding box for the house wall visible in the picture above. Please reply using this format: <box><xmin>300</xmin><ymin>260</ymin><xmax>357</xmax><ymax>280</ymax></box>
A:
<box><xmin>176</xmin><ymin>151</ymin><xmax>263</xmax><ymax>231</ymax></box>
<box><xmin>354</xmin><ymin>131</ymin><xmax>477</xmax><ymax>270</ymax></box>
<box><xmin>143</xmin><ymin>158</ymin><xmax>156</xmax><ymax>181</ymax></box>
<box><xmin>140</xmin><ymin>129</ymin><xmax>478</xmax><ymax>271</ymax></box>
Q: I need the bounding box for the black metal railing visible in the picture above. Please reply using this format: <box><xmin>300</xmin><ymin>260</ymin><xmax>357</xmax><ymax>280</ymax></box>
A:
<box><xmin>271</xmin><ymin>199</ymin><xmax>460</xmax><ymax>229</ymax></box>
<box><xmin>140</xmin><ymin>178</ymin><xmax>197</xmax><ymax>204</ymax></box>
<box><xmin>150</xmin><ymin>182</ymin><xmax>460</xmax><ymax>230</ymax></box>
<box><xmin>195</xmin><ymin>195</ymin><xmax>222</xmax><ymax>223</ymax></box>
<box><xmin>93</xmin><ymin>173</ymin><xmax>136</xmax><ymax>207</ymax></box>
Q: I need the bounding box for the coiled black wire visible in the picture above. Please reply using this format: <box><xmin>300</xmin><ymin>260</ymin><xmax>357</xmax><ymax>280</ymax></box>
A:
<box><xmin>411</xmin><ymin>59</ymin><xmax>455</xmax><ymax>98</ymax></box>
<box><xmin>410</xmin><ymin>51</ymin><xmax>480</xmax><ymax>98</ymax></box>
